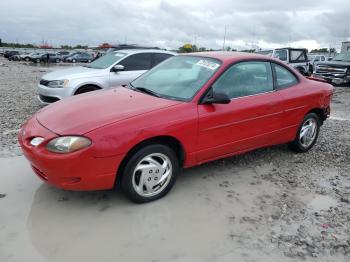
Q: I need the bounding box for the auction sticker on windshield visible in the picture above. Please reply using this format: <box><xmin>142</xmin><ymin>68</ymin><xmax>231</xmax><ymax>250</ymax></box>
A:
<box><xmin>196</xmin><ymin>60</ymin><xmax>220</xmax><ymax>70</ymax></box>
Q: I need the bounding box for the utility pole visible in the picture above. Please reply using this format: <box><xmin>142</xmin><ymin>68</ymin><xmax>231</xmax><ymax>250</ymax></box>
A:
<box><xmin>222</xmin><ymin>25</ymin><xmax>227</xmax><ymax>51</ymax></box>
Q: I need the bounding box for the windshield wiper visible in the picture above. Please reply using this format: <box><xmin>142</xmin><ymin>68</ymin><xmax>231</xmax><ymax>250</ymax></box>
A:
<box><xmin>131</xmin><ymin>85</ymin><xmax>161</xmax><ymax>98</ymax></box>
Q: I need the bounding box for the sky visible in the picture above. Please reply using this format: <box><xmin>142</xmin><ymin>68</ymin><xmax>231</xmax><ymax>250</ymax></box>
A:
<box><xmin>0</xmin><ymin>0</ymin><xmax>350</xmax><ymax>51</ymax></box>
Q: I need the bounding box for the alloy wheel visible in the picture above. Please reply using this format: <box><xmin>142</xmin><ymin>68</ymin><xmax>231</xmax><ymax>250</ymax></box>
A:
<box><xmin>299</xmin><ymin>118</ymin><xmax>317</xmax><ymax>148</ymax></box>
<box><xmin>131</xmin><ymin>153</ymin><xmax>173</xmax><ymax>197</ymax></box>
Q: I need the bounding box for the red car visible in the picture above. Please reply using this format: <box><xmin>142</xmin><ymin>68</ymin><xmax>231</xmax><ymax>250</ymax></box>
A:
<box><xmin>18</xmin><ymin>52</ymin><xmax>333</xmax><ymax>203</ymax></box>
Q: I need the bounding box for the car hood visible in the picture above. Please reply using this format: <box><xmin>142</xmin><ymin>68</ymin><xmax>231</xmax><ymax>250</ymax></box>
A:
<box><xmin>36</xmin><ymin>87</ymin><xmax>182</xmax><ymax>135</ymax></box>
<box><xmin>41</xmin><ymin>66</ymin><xmax>105</xmax><ymax>80</ymax></box>
<box><xmin>317</xmin><ymin>60</ymin><xmax>350</xmax><ymax>67</ymax></box>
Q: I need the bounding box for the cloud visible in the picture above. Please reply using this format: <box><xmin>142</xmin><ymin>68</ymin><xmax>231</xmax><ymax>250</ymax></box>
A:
<box><xmin>0</xmin><ymin>0</ymin><xmax>349</xmax><ymax>51</ymax></box>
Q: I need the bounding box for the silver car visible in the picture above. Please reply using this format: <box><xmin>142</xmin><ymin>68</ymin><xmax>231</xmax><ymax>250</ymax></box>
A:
<box><xmin>37</xmin><ymin>49</ymin><xmax>176</xmax><ymax>104</ymax></box>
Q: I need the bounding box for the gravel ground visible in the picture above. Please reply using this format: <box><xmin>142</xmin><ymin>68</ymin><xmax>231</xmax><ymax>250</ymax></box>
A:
<box><xmin>0</xmin><ymin>56</ymin><xmax>349</xmax><ymax>260</ymax></box>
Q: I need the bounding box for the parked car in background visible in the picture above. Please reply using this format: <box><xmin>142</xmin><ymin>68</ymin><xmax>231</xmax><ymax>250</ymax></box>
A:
<box><xmin>32</xmin><ymin>53</ymin><xmax>62</xmax><ymax>63</ymax></box>
<box><xmin>257</xmin><ymin>48</ymin><xmax>310</xmax><ymax>75</ymax></box>
<box><xmin>313</xmin><ymin>52</ymin><xmax>350</xmax><ymax>85</ymax></box>
<box><xmin>307</xmin><ymin>54</ymin><xmax>327</xmax><ymax>74</ymax></box>
<box><xmin>37</xmin><ymin>49</ymin><xmax>175</xmax><ymax>103</ymax></box>
<box><xmin>56</xmin><ymin>51</ymin><xmax>70</xmax><ymax>57</ymax></box>
<box><xmin>4</xmin><ymin>50</ymin><xmax>19</xmax><ymax>59</ymax></box>
<box><xmin>21</xmin><ymin>52</ymin><xmax>42</xmax><ymax>62</ymax></box>
<box><xmin>20</xmin><ymin>52</ymin><xmax>333</xmax><ymax>203</ymax></box>
<box><xmin>61</xmin><ymin>52</ymin><xmax>78</xmax><ymax>61</ymax></box>
<box><xmin>65</xmin><ymin>53</ymin><xmax>93</xmax><ymax>63</ymax></box>
<box><xmin>8</xmin><ymin>53</ymin><xmax>22</xmax><ymax>61</ymax></box>
<box><xmin>272</xmin><ymin>48</ymin><xmax>310</xmax><ymax>75</ymax></box>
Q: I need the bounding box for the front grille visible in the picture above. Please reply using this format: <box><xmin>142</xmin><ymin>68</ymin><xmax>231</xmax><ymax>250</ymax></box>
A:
<box><xmin>39</xmin><ymin>79</ymin><xmax>50</xmax><ymax>86</ymax></box>
<box><xmin>315</xmin><ymin>65</ymin><xmax>347</xmax><ymax>74</ymax></box>
<box><xmin>39</xmin><ymin>95</ymin><xmax>60</xmax><ymax>103</ymax></box>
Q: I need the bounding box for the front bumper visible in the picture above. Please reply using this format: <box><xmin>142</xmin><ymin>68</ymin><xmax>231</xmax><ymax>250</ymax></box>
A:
<box><xmin>37</xmin><ymin>83</ymin><xmax>73</xmax><ymax>104</ymax></box>
<box><xmin>313</xmin><ymin>73</ymin><xmax>350</xmax><ymax>85</ymax></box>
<box><xmin>18</xmin><ymin>116</ymin><xmax>125</xmax><ymax>191</ymax></box>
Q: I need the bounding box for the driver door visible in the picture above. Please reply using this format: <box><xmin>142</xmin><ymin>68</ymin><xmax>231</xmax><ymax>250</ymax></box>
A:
<box><xmin>196</xmin><ymin>61</ymin><xmax>284</xmax><ymax>163</ymax></box>
<box><xmin>109</xmin><ymin>53</ymin><xmax>152</xmax><ymax>87</ymax></box>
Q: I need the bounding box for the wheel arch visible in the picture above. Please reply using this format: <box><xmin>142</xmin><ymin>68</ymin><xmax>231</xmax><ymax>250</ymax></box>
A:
<box><xmin>74</xmin><ymin>83</ymin><xmax>103</xmax><ymax>95</ymax></box>
<box><xmin>306</xmin><ymin>108</ymin><xmax>327</xmax><ymax>124</ymax></box>
<box><xmin>295</xmin><ymin>66</ymin><xmax>306</xmax><ymax>75</ymax></box>
<box><xmin>115</xmin><ymin>135</ymin><xmax>186</xmax><ymax>187</ymax></box>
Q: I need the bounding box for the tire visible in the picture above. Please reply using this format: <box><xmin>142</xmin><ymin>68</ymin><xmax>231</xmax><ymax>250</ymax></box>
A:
<box><xmin>74</xmin><ymin>85</ymin><xmax>100</xmax><ymax>95</ymax></box>
<box><xmin>36</xmin><ymin>58</ymin><xmax>40</xmax><ymax>63</ymax></box>
<box><xmin>25</xmin><ymin>57</ymin><xmax>30</xmax><ymax>62</ymax></box>
<box><xmin>289</xmin><ymin>113</ymin><xmax>320</xmax><ymax>153</ymax></box>
<box><xmin>55</xmin><ymin>58</ymin><xmax>60</xmax><ymax>63</ymax></box>
<box><xmin>72</xmin><ymin>59</ymin><xmax>77</xmax><ymax>63</ymax></box>
<box><xmin>121</xmin><ymin>144</ymin><xmax>179</xmax><ymax>203</ymax></box>
<box><xmin>87</xmin><ymin>59</ymin><xmax>91</xmax><ymax>63</ymax></box>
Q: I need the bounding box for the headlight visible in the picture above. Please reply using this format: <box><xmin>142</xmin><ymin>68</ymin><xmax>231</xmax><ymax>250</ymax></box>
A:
<box><xmin>46</xmin><ymin>136</ymin><xmax>91</xmax><ymax>153</ymax></box>
<box><xmin>48</xmin><ymin>79</ymin><xmax>69</xmax><ymax>88</ymax></box>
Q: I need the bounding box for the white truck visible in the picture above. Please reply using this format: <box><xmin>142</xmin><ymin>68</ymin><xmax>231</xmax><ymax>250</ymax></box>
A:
<box><xmin>257</xmin><ymin>48</ymin><xmax>310</xmax><ymax>76</ymax></box>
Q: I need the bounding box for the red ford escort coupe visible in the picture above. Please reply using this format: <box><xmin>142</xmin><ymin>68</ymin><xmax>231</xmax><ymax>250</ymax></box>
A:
<box><xmin>18</xmin><ymin>52</ymin><xmax>333</xmax><ymax>203</ymax></box>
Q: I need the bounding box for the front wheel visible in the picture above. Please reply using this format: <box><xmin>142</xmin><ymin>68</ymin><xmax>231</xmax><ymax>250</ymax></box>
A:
<box><xmin>72</xmin><ymin>59</ymin><xmax>77</xmax><ymax>63</ymax></box>
<box><xmin>121</xmin><ymin>144</ymin><xmax>179</xmax><ymax>203</ymax></box>
<box><xmin>289</xmin><ymin>113</ymin><xmax>320</xmax><ymax>153</ymax></box>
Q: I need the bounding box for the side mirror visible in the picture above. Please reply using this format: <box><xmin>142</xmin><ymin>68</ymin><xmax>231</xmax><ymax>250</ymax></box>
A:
<box><xmin>111</xmin><ymin>64</ymin><xmax>125</xmax><ymax>72</ymax></box>
<box><xmin>202</xmin><ymin>90</ymin><xmax>231</xmax><ymax>104</ymax></box>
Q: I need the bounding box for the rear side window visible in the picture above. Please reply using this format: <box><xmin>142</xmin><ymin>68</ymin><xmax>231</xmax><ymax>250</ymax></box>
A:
<box><xmin>290</xmin><ymin>50</ymin><xmax>307</xmax><ymax>62</ymax></box>
<box><xmin>273</xmin><ymin>63</ymin><xmax>298</xmax><ymax>89</ymax></box>
<box><xmin>213</xmin><ymin>61</ymin><xmax>273</xmax><ymax>99</ymax></box>
<box><xmin>119</xmin><ymin>53</ymin><xmax>152</xmax><ymax>71</ymax></box>
<box><xmin>152</xmin><ymin>53</ymin><xmax>173</xmax><ymax>67</ymax></box>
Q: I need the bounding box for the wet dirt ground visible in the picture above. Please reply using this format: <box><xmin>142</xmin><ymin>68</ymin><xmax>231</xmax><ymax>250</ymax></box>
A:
<box><xmin>0</xmin><ymin>57</ymin><xmax>349</xmax><ymax>262</ymax></box>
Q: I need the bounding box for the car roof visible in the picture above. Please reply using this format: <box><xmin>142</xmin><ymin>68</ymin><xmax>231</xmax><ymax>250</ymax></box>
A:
<box><xmin>181</xmin><ymin>51</ymin><xmax>274</xmax><ymax>63</ymax></box>
<box><xmin>112</xmin><ymin>49</ymin><xmax>177</xmax><ymax>55</ymax></box>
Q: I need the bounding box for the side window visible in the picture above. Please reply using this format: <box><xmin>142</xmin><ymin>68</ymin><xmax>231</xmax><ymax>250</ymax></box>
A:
<box><xmin>274</xmin><ymin>50</ymin><xmax>288</xmax><ymax>61</ymax></box>
<box><xmin>212</xmin><ymin>61</ymin><xmax>273</xmax><ymax>99</ymax></box>
<box><xmin>321</xmin><ymin>56</ymin><xmax>325</xmax><ymax>61</ymax></box>
<box><xmin>290</xmin><ymin>50</ymin><xmax>307</xmax><ymax>62</ymax></box>
<box><xmin>119</xmin><ymin>53</ymin><xmax>152</xmax><ymax>71</ymax></box>
<box><xmin>273</xmin><ymin>63</ymin><xmax>298</xmax><ymax>89</ymax></box>
<box><xmin>152</xmin><ymin>53</ymin><xmax>173</xmax><ymax>67</ymax></box>
<box><xmin>314</xmin><ymin>56</ymin><xmax>320</xmax><ymax>62</ymax></box>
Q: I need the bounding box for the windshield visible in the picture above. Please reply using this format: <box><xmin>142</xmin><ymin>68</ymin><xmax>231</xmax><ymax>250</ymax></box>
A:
<box><xmin>332</xmin><ymin>52</ymin><xmax>350</xmax><ymax>62</ymax></box>
<box><xmin>131</xmin><ymin>56</ymin><xmax>221</xmax><ymax>101</ymax></box>
<box><xmin>86</xmin><ymin>52</ymin><xmax>126</xmax><ymax>69</ymax></box>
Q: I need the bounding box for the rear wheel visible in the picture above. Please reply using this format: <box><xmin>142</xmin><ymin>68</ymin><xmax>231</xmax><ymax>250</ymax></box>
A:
<box><xmin>55</xmin><ymin>58</ymin><xmax>60</xmax><ymax>63</ymax></box>
<box><xmin>25</xmin><ymin>57</ymin><xmax>30</xmax><ymax>62</ymax></box>
<box><xmin>74</xmin><ymin>85</ymin><xmax>100</xmax><ymax>95</ymax></box>
<box><xmin>72</xmin><ymin>59</ymin><xmax>77</xmax><ymax>63</ymax></box>
<box><xmin>289</xmin><ymin>113</ymin><xmax>320</xmax><ymax>153</ymax></box>
<box><xmin>121</xmin><ymin>144</ymin><xmax>179</xmax><ymax>203</ymax></box>
<box><xmin>36</xmin><ymin>58</ymin><xmax>40</xmax><ymax>63</ymax></box>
